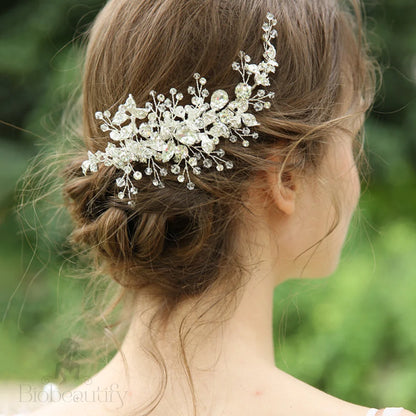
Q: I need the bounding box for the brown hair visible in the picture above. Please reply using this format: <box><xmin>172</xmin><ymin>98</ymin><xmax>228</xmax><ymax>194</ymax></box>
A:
<box><xmin>59</xmin><ymin>0</ymin><xmax>377</xmax><ymax>414</ymax></box>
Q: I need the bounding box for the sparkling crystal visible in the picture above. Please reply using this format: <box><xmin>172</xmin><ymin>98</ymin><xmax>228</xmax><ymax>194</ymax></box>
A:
<box><xmin>210</xmin><ymin>90</ymin><xmax>229</xmax><ymax>111</ymax></box>
<box><xmin>258</xmin><ymin>90</ymin><xmax>266</xmax><ymax>97</ymax></box>
<box><xmin>217</xmin><ymin>148</ymin><xmax>225</xmax><ymax>157</ymax></box>
<box><xmin>176</xmin><ymin>93</ymin><xmax>184</xmax><ymax>100</ymax></box>
<box><xmin>201</xmin><ymin>137</ymin><xmax>215</xmax><ymax>153</ymax></box>
<box><xmin>177</xmin><ymin>175</ymin><xmax>185</xmax><ymax>183</ymax></box>
<box><xmin>262</xmin><ymin>23</ymin><xmax>270</xmax><ymax>31</ymax></box>
<box><xmin>187</xmin><ymin>182</ymin><xmax>195</xmax><ymax>190</ymax></box>
<box><xmin>139</xmin><ymin>123</ymin><xmax>152</xmax><ymax>138</ymax></box>
<box><xmin>252</xmin><ymin>132</ymin><xmax>259</xmax><ymax>139</ymax></box>
<box><xmin>100</xmin><ymin>124</ymin><xmax>110</xmax><ymax>132</ymax></box>
<box><xmin>264</xmin><ymin>102</ymin><xmax>271</xmax><ymax>109</ymax></box>
<box><xmin>160</xmin><ymin>168</ymin><xmax>168</xmax><ymax>176</ymax></box>
<box><xmin>203</xmin><ymin>159</ymin><xmax>213</xmax><ymax>168</ymax></box>
<box><xmin>131</xmin><ymin>187</ymin><xmax>138</xmax><ymax>194</ymax></box>
<box><xmin>266</xmin><ymin>12</ymin><xmax>275</xmax><ymax>20</ymax></box>
<box><xmin>219</xmin><ymin>109</ymin><xmax>233</xmax><ymax>124</ymax></box>
<box><xmin>103</xmin><ymin>110</ymin><xmax>111</xmax><ymax>118</ymax></box>
<box><xmin>200</xmin><ymin>77</ymin><xmax>207</xmax><ymax>85</ymax></box>
<box><xmin>188</xmin><ymin>86</ymin><xmax>196</xmax><ymax>95</ymax></box>
<box><xmin>235</xmin><ymin>99</ymin><xmax>249</xmax><ymax>113</ymax></box>
<box><xmin>232</xmin><ymin>62</ymin><xmax>240</xmax><ymax>70</ymax></box>
<box><xmin>133</xmin><ymin>171</ymin><xmax>142</xmax><ymax>180</ymax></box>
<box><xmin>193</xmin><ymin>73</ymin><xmax>200</xmax><ymax>79</ymax></box>
<box><xmin>161</xmin><ymin>140</ymin><xmax>176</xmax><ymax>162</ymax></box>
<box><xmin>176</xmin><ymin>127</ymin><xmax>198</xmax><ymax>145</ymax></box>
<box><xmin>95</xmin><ymin>111</ymin><xmax>103</xmax><ymax>119</ymax></box>
<box><xmin>118</xmin><ymin>192</ymin><xmax>124</xmax><ymax>199</ymax></box>
<box><xmin>157</xmin><ymin>94</ymin><xmax>165</xmax><ymax>102</ymax></box>
<box><xmin>270</xmin><ymin>29</ymin><xmax>278</xmax><ymax>38</ymax></box>
<box><xmin>188</xmin><ymin>157</ymin><xmax>198</xmax><ymax>167</ymax></box>
<box><xmin>170</xmin><ymin>88</ymin><xmax>177</xmax><ymax>95</ymax></box>
<box><xmin>116</xmin><ymin>177</ymin><xmax>125</xmax><ymax>187</ymax></box>
<box><xmin>152</xmin><ymin>179</ymin><xmax>159</xmax><ymax>186</ymax></box>
<box><xmin>145</xmin><ymin>167</ymin><xmax>153</xmax><ymax>175</ymax></box>
<box><xmin>235</xmin><ymin>83</ymin><xmax>252</xmax><ymax>99</ymax></box>
<box><xmin>242</xmin><ymin>127</ymin><xmax>250</xmax><ymax>135</ymax></box>
<box><xmin>128</xmin><ymin>201</ymin><xmax>135</xmax><ymax>207</ymax></box>
<box><xmin>193</xmin><ymin>167</ymin><xmax>201</xmax><ymax>175</ymax></box>
<box><xmin>131</xmin><ymin>108</ymin><xmax>148</xmax><ymax>119</ymax></box>
<box><xmin>171</xmin><ymin>165</ymin><xmax>181</xmax><ymax>174</ymax></box>
<box><xmin>216</xmin><ymin>164</ymin><xmax>224</xmax><ymax>171</ymax></box>
<box><xmin>201</xmin><ymin>89</ymin><xmax>209</xmax><ymax>97</ymax></box>
<box><xmin>229</xmin><ymin>135</ymin><xmax>237</xmax><ymax>143</ymax></box>
<box><xmin>225</xmin><ymin>161</ymin><xmax>233</xmax><ymax>169</ymax></box>
<box><xmin>244</xmin><ymin>55</ymin><xmax>251</xmax><ymax>62</ymax></box>
<box><xmin>254</xmin><ymin>102</ymin><xmax>264</xmax><ymax>112</ymax></box>
<box><xmin>174</xmin><ymin>106</ymin><xmax>186</xmax><ymax>118</ymax></box>
<box><xmin>242</xmin><ymin>140</ymin><xmax>250</xmax><ymax>147</ymax></box>
<box><xmin>149</xmin><ymin>90</ymin><xmax>156</xmax><ymax>97</ymax></box>
<box><xmin>241</xmin><ymin>113</ymin><xmax>259</xmax><ymax>127</ymax></box>
<box><xmin>175</xmin><ymin>145</ymin><xmax>189</xmax><ymax>160</ymax></box>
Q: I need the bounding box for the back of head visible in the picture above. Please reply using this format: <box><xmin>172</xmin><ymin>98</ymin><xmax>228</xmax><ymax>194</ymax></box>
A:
<box><xmin>60</xmin><ymin>0</ymin><xmax>377</xmax><ymax>413</ymax></box>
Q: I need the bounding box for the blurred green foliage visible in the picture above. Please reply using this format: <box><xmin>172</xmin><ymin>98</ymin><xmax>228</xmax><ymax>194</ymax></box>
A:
<box><xmin>0</xmin><ymin>0</ymin><xmax>415</xmax><ymax>411</ymax></box>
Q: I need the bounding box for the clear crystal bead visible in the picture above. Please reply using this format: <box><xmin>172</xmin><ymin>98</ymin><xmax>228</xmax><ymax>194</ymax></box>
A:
<box><xmin>149</xmin><ymin>90</ymin><xmax>156</xmax><ymax>97</ymax></box>
<box><xmin>188</xmin><ymin>157</ymin><xmax>198</xmax><ymax>167</ymax></box>
<box><xmin>170</xmin><ymin>88</ymin><xmax>177</xmax><ymax>95</ymax></box>
<box><xmin>264</xmin><ymin>102</ymin><xmax>271</xmax><ymax>109</ymax></box>
<box><xmin>152</xmin><ymin>179</ymin><xmax>159</xmax><ymax>186</ymax></box>
<box><xmin>217</xmin><ymin>148</ymin><xmax>225</xmax><ymax>157</ymax></box>
<box><xmin>177</xmin><ymin>175</ymin><xmax>185</xmax><ymax>183</ymax></box>
<box><xmin>252</xmin><ymin>132</ymin><xmax>259</xmax><ymax>139</ymax></box>
<box><xmin>100</xmin><ymin>124</ymin><xmax>109</xmax><ymax>132</ymax></box>
<box><xmin>116</xmin><ymin>177</ymin><xmax>125</xmax><ymax>187</ymax></box>
<box><xmin>232</xmin><ymin>62</ymin><xmax>240</xmax><ymax>70</ymax></box>
<box><xmin>95</xmin><ymin>111</ymin><xmax>103</xmax><ymax>119</ymax></box>
<box><xmin>176</xmin><ymin>93</ymin><xmax>184</xmax><ymax>100</ymax></box>
<box><xmin>225</xmin><ymin>161</ymin><xmax>233</xmax><ymax>169</ymax></box>
<box><xmin>187</xmin><ymin>182</ymin><xmax>195</xmax><ymax>190</ymax></box>
<box><xmin>193</xmin><ymin>167</ymin><xmax>201</xmax><ymax>175</ymax></box>
<box><xmin>266</xmin><ymin>12</ymin><xmax>274</xmax><ymax>20</ymax></box>
<box><xmin>242</xmin><ymin>140</ymin><xmax>250</xmax><ymax>147</ymax></box>
<box><xmin>103</xmin><ymin>110</ymin><xmax>111</xmax><ymax>118</ymax></box>
<box><xmin>145</xmin><ymin>167</ymin><xmax>153</xmax><ymax>175</ymax></box>
<box><xmin>229</xmin><ymin>135</ymin><xmax>237</xmax><ymax>143</ymax></box>
<box><xmin>216</xmin><ymin>164</ymin><xmax>224</xmax><ymax>171</ymax></box>
<box><xmin>133</xmin><ymin>171</ymin><xmax>142</xmax><ymax>180</ymax></box>
<box><xmin>118</xmin><ymin>192</ymin><xmax>124</xmax><ymax>199</ymax></box>
<box><xmin>254</xmin><ymin>102</ymin><xmax>264</xmax><ymax>112</ymax></box>
<box><xmin>131</xmin><ymin>187</ymin><xmax>138</xmax><ymax>194</ymax></box>
<box><xmin>200</xmin><ymin>77</ymin><xmax>207</xmax><ymax>85</ymax></box>
<box><xmin>171</xmin><ymin>165</ymin><xmax>180</xmax><ymax>174</ymax></box>
<box><xmin>203</xmin><ymin>159</ymin><xmax>213</xmax><ymax>168</ymax></box>
<box><xmin>193</xmin><ymin>73</ymin><xmax>200</xmax><ymax>79</ymax></box>
<box><xmin>188</xmin><ymin>86</ymin><xmax>196</xmax><ymax>95</ymax></box>
<box><xmin>160</xmin><ymin>168</ymin><xmax>168</xmax><ymax>176</ymax></box>
<box><xmin>210</xmin><ymin>90</ymin><xmax>229</xmax><ymax>111</ymax></box>
<box><xmin>235</xmin><ymin>82</ymin><xmax>251</xmax><ymax>100</ymax></box>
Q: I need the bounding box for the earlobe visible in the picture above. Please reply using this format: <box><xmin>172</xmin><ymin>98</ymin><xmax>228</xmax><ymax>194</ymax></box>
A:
<box><xmin>266</xmin><ymin>168</ymin><xmax>297</xmax><ymax>216</ymax></box>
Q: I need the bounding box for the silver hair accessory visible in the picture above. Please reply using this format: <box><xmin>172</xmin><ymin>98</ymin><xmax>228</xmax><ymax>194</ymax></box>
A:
<box><xmin>81</xmin><ymin>12</ymin><xmax>278</xmax><ymax>205</ymax></box>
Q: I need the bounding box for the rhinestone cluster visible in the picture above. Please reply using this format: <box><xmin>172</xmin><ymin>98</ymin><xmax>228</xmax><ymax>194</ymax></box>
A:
<box><xmin>81</xmin><ymin>12</ymin><xmax>279</xmax><ymax>204</ymax></box>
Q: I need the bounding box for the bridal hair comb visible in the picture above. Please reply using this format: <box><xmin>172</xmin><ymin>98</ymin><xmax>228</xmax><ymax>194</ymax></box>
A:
<box><xmin>81</xmin><ymin>12</ymin><xmax>279</xmax><ymax>204</ymax></box>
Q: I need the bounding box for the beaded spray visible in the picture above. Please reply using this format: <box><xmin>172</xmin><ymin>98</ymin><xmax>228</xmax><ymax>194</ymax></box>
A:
<box><xmin>81</xmin><ymin>13</ymin><xmax>279</xmax><ymax>206</ymax></box>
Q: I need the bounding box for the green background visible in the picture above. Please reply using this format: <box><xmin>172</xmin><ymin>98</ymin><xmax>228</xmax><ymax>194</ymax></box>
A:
<box><xmin>0</xmin><ymin>0</ymin><xmax>415</xmax><ymax>411</ymax></box>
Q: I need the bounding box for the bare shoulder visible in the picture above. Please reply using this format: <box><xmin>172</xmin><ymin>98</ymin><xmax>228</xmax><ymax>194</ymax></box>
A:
<box><xmin>267</xmin><ymin>367</ymin><xmax>378</xmax><ymax>416</ymax></box>
<box><xmin>401</xmin><ymin>410</ymin><xmax>416</xmax><ymax>416</ymax></box>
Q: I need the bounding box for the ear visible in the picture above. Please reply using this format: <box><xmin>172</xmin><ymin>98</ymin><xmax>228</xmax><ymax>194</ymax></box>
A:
<box><xmin>265</xmin><ymin>165</ymin><xmax>297</xmax><ymax>216</ymax></box>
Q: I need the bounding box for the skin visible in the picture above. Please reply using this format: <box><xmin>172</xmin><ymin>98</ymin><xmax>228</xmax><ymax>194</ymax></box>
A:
<box><xmin>27</xmin><ymin>120</ymin><xmax>413</xmax><ymax>416</ymax></box>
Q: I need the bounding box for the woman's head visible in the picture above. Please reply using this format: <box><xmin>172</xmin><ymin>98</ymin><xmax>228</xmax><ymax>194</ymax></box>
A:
<box><xmin>61</xmin><ymin>0</ymin><xmax>376</xmax><ymax>410</ymax></box>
